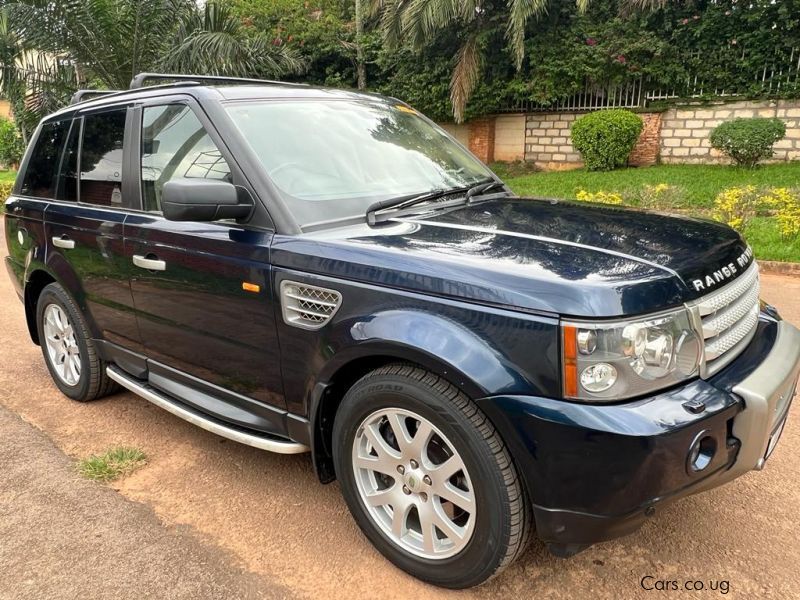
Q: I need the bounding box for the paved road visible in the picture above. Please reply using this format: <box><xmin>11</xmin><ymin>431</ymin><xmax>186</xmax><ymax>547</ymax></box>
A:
<box><xmin>1</xmin><ymin>225</ymin><xmax>799</xmax><ymax>598</ymax></box>
<box><xmin>0</xmin><ymin>405</ymin><xmax>291</xmax><ymax>600</ymax></box>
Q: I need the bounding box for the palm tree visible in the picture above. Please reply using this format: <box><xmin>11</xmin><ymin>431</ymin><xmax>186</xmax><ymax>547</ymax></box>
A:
<box><xmin>0</xmin><ymin>8</ymin><xmax>75</xmax><ymax>142</ymax></box>
<box><xmin>371</xmin><ymin>0</ymin><xmax>670</xmax><ymax>121</ymax></box>
<box><xmin>1</xmin><ymin>0</ymin><xmax>303</xmax><ymax>91</ymax></box>
<box><xmin>163</xmin><ymin>2</ymin><xmax>304</xmax><ymax>79</ymax></box>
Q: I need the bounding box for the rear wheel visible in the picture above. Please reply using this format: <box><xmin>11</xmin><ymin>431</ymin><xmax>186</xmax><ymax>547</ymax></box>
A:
<box><xmin>333</xmin><ymin>364</ymin><xmax>530</xmax><ymax>589</ymax></box>
<box><xmin>36</xmin><ymin>283</ymin><xmax>117</xmax><ymax>401</ymax></box>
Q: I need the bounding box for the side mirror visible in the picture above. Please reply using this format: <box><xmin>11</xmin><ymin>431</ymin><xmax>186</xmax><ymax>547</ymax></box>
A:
<box><xmin>161</xmin><ymin>178</ymin><xmax>252</xmax><ymax>222</ymax></box>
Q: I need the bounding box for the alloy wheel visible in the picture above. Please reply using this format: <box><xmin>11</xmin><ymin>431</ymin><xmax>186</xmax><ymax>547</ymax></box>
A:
<box><xmin>43</xmin><ymin>303</ymin><xmax>81</xmax><ymax>386</ymax></box>
<box><xmin>351</xmin><ymin>407</ymin><xmax>476</xmax><ymax>559</ymax></box>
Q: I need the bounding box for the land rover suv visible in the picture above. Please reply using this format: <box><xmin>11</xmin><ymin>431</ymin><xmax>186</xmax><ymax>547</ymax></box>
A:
<box><xmin>5</xmin><ymin>73</ymin><xmax>800</xmax><ymax>589</ymax></box>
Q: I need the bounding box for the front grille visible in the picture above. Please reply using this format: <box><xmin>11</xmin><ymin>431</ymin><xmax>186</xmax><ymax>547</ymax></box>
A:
<box><xmin>280</xmin><ymin>280</ymin><xmax>342</xmax><ymax>330</ymax></box>
<box><xmin>690</xmin><ymin>262</ymin><xmax>760</xmax><ymax>377</ymax></box>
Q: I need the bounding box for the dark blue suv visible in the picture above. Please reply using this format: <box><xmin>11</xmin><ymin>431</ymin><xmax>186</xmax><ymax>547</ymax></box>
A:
<box><xmin>5</xmin><ymin>73</ymin><xmax>800</xmax><ymax>589</ymax></box>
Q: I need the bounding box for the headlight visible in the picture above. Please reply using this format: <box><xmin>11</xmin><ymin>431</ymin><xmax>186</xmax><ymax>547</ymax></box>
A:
<box><xmin>562</xmin><ymin>307</ymin><xmax>701</xmax><ymax>401</ymax></box>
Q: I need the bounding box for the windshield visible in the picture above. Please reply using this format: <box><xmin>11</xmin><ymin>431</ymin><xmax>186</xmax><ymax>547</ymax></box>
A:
<box><xmin>224</xmin><ymin>99</ymin><xmax>493</xmax><ymax>227</ymax></box>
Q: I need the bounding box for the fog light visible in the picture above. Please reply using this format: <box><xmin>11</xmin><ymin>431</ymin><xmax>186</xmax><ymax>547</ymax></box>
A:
<box><xmin>580</xmin><ymin>363</ymin><xmax>617</xmax><ymax>393</ymax></box>
<box><xmin>687</xmin><ymin>432</ymin><xmax>717</xmax><ymax>473</ymax></box>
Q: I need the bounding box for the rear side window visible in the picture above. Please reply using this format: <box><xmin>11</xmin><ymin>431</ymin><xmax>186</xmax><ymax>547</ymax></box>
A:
<box><xmin>20</xmin><ymin>120</ymin><xmax>71</xmax><ymax>199</ymax></box>
<box><xmin>80</xmin><ymin>109</ymin><xmax>127</xmax><ymax>207</ymax></box>
<box><xmin>141</xmin><ymin>104</ymin><xmax>231</xmax><ymax>213</ymax></box>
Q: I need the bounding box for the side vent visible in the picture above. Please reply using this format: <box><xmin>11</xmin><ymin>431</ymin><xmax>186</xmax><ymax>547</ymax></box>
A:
<box><xmin>280</xmin><ymin>280</ymin><xmax>342</xmax><ymax>330</ymax></box>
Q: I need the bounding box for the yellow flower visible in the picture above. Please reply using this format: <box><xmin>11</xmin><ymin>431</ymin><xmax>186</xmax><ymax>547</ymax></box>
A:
<box><xmin>713</xmin><ymin>186</ymin><xmax>759</xmax><ymax>232</ymax></box>
<box><xmin>575</xmin><ymin>189</ymin><xmax>623</xmax><ymax>205</ymax></box>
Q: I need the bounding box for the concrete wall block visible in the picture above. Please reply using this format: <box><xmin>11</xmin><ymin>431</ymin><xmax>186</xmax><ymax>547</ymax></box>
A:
<box><xmin>674</xmin><ymin>128</ymin><xmax>692</xmax><ymax>137</ymax></box>
<box><xmin>552</xmin><ymin>153</ymin><xmax>567</xmax><ymax>161</ymax></box>
<box><xmin>672</xmin><ymin>147</ymin><xmax>690</xmax><ymax>157</ymax></box>
<box><xmin>663</xmin><ymin>138</ymin><xmax>681</xmax><ymax>148</ymax></box>
<box><xmin>685</xmin><ymin>119</ymin><xmax>704</xmax><ymax>129</ymax></box>
<box><xmin>683</xmin><ymin>138</ymin><xmax>701</xmax><ymax>147</ymax></box>
<box><xmin>690</xmin><ymin>129</ymin><xmax>709</xmax><ymax>138</ymax></box>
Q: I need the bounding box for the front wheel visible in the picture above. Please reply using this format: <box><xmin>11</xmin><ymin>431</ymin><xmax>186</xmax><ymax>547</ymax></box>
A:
<box><xmin>333</xmin><ymin>364</ymin><xmax>530</xmax><ymax>589</ymax></box>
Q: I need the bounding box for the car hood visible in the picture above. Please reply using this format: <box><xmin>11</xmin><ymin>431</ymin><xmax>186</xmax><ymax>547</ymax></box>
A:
<box><xmin>271</xmin><ymin>198</ymin><xmax>753</xmax><ymax>318</ymax></box>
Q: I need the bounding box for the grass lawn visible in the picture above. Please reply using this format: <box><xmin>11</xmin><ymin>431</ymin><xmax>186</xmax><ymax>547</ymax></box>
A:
<box><xmin>0</xmin><ymin>169</ymin><xmax>16</xmax><ymax>183</ymax></box>
<box><xmin>497</xmin><ymin>162</ymin><xmax>800</xmax><ymax>209</ymax></box>
<box><xmin>498</xmin><ymin>162</ymin><xmax>800</xmax><ymax>262</ymax></box>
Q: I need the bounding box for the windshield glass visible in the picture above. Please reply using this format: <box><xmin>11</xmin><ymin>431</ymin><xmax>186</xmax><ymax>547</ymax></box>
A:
<box><xmin>224</xmin><ymin>99</ymin><xmax>493</xmax><ymax>227</ymax></box>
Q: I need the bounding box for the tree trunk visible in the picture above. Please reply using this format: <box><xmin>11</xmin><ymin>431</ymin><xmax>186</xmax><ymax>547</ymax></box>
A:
<box><xmin>355</xmin><ymin>0</ymin><xmax>366</xmax><ymax>90</ymax></box>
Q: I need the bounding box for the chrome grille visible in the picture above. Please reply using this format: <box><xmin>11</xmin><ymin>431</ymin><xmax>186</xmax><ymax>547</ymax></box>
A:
<box><xmin>689</xmin><ymin>262</ymin><xmax>760</xmax><ymax>377</ymax></box>
<box><xmin>280</xmin><ymin>281</ymin><xmax>342</xmax><ymax>330</ymax></box>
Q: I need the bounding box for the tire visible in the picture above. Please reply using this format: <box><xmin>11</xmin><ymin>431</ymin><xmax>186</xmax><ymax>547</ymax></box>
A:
<box><xmin>36</xmin><ymin>282</ymin><xmax>118</xmax><ymax>402</ymax></box>
<box><xmin>332</xmin><ymin>363</ymin><xmax>530</xmax><ymax>589</ymax></box>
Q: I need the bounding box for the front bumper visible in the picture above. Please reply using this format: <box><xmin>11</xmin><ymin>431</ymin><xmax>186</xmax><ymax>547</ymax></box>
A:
<box><xmin>477</xmin><ymin>315</ymin><xmax>800</xmax><ymax>553</ymax></box>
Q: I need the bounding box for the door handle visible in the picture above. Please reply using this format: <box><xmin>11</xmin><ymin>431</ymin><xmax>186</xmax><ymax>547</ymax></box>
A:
<box><xmin>133</xmin><ymin>254</ymin><xmax>167</xmax><ymax>271</ymax></box>
<box><xmin>52</xmin><ymin>236</ymin><xmax>75</xmax><ymax>250</ymax></box>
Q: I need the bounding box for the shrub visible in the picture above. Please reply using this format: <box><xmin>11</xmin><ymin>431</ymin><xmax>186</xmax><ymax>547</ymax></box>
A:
<box><xmin>575</xmin><ymin>189</ymin><xmax>624</xmax><ymax>205</ymax></box>
<box><xmin>709</xmin><ymin>118</ymin><xmax>786</xmax><ymax>168</ymax></box>
<box><xmin>635</xmin><ymin>183</ymin><xmax>685</xmax><ymax>210</ymax></box>
<box><xmin>0</xmin><ymin>181</ymin><xmax>13</xmax><ymax>213</ymax></box>
<box><xmin>0</xmin><ymin>118</ymin><xmax>23</xmax><ymax>168</ymax></box>
<box><xmin>712</xmin><ymin>185</ymin><xmax>760</xmax><ymax>231</ymax></box>
<box><xmin>760</xmin><ymin>187</ymin><xmax>800</xmax><ymax>238</ymax></box>
<box><xmin>570</xmin><ymin>109</ymin><xmax>643</xmax><ymax>171</ymax></box>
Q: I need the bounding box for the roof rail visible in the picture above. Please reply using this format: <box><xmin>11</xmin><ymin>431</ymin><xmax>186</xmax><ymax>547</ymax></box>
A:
<box><xmin>129</xmin><ymin>72</ymin><xmax>306</xmax><ymax>90</ymax></box>
<box><xmin>70</xmin><ymin>89</ymin><xmax>122</xmax><ymax>105</ymax></box>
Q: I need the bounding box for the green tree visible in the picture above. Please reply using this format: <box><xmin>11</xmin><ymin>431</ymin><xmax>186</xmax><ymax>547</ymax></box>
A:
<box><xmin>0</xmin><ymin>8</ymin><xmax>75</xmax><ymax>143</ymax></box>
<box><xmin>1</xmin><ymin>0</ymin><xmax>302</xmax><ymax>90</ymax></box>
<box><xmin>163</xmin><ymin>1</ymin><xmax>303</xmax><ymax>78</ymax></box>
<box><xmin>370</xmin><ymin>0</ymin><xmax>673</xmax><ymax>121</ymax></box>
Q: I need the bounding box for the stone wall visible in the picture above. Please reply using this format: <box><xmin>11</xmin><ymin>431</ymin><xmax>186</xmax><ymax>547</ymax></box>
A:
<box><xmin>524</xmin><ymin>113</ymin><xmax>582</xmax><ymax>169</ymax></box>
<box><xmin>441</xmin><ymin>98</ymin><xmax>800</xmax><ymax>167</ymax></box>
<box><xmin>660</xmin><ymin>100</ymin><xmax>800</xmax><ymax>164</ymax></box>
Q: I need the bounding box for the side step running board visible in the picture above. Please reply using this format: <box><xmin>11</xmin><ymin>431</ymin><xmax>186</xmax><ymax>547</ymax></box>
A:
<box><xmin>106</xmin><ymin>366</ymin><xmax>309</xmax><ymax>455</ymax></box>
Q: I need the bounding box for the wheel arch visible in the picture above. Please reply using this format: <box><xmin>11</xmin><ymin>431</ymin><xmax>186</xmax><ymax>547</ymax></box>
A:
<box><xmin>24</xmin><ymin>269</ymin><xmax>57</xmax><ymax>345</ymax></box>
<box><xmin>309</xmin><ymin>349</ymin><xmax>485</xmax><ymax>484</ymax></box>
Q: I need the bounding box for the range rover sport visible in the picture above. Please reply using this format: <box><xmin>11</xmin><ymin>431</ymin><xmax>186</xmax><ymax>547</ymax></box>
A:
<box><xmin>4</xmin><ymin>73</ymin><xmax>799</xmax><ymax>589</ymax></box>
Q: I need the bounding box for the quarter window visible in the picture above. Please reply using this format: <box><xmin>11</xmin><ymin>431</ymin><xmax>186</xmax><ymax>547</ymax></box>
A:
<box><xmin>58</xmin><ymin>119</ymin><xmax>80</xmax><ymax>202</ymax></box>
<box><xmin>80</xmin><ymin>109</ymin><xmax>127</xmax><ymax>207</ymax></box>
<box><xmin>20</xmin><ymin>120</ymin><xmax>71</xmax><ymax>199</ymax></box>
<box><xmin>141</xmin><ymin>105</ymin><xmax>231</xmax><ymax>213</ymax></box>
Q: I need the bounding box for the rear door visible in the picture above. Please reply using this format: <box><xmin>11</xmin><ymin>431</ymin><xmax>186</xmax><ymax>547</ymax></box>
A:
<box><xmin>5</xmin><ymin>119</ymin><xmax>70</xmax><ymax>300</ymax></box>
<box><xmin>124</xmin><ymin>98</ymin><xmax>286</xmax><ymax>432</ymax></box>
<box><xmin>44</xmin><ymin>106</ymin><xmax>143</xmax><ymax>356</ymax></box>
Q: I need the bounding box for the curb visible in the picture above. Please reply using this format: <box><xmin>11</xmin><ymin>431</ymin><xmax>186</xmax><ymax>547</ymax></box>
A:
<box><xmin>758</xmin><ymin>260</ymin><xmax>800</xmax><ymax>276</ymax></box>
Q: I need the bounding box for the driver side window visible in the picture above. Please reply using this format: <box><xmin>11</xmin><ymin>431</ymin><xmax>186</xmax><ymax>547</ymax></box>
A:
<box><xmin>141</xmin><ymin>104</ymin><xmax>231</xmax><ymax>213</ymax></box>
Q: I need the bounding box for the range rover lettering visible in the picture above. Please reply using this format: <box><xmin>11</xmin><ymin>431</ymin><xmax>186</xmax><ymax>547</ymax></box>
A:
<box><xmin>5</xmin><ymin>73</ymin><xmax>799</xmax><ymax>589</ymax></box>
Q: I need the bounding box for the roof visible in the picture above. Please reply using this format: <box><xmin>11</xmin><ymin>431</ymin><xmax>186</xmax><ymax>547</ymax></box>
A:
<box><xmin>46</xmin><ymin>80</ymin><xmax>397</xmax><ymax>121</ymax></box>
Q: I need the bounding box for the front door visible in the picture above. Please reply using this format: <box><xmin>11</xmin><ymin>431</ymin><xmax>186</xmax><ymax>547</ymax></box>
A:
<box><xmin>124</xmin><ymin>100</ymin><xmax>286</xmax><ymax>432</ymax></box>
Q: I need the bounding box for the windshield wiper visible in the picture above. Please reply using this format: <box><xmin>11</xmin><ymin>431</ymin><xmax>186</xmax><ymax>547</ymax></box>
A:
<box><xmin>366</xmin><ymin>179</ymin><xmax>505</xmax><ymax>225</ymax></box>
<box><xmin>366</xmin><ymin>187</ymin><xmax>467</xmax><ymax>225</ymax></box>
